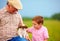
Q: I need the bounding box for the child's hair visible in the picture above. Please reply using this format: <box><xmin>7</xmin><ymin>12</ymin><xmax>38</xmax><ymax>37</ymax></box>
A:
<box><xmin>32</xmin><ymin>16</ymin><xmax>44</xmax><ymax>24</ymax></box>
<box><xmin>18</xmin><ymin>26</ymin><xmax>28</xmax><ymax>30</ymax></box>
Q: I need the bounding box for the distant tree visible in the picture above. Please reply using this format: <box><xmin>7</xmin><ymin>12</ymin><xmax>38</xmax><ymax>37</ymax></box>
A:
<box><xmin>51</xmin><ymin>13</ymin><xmax>60</xmax><ymax>20</ymax></box>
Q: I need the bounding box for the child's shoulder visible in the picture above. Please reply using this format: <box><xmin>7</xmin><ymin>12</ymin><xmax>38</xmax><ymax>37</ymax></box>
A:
<box><xmin>42</xmin><ymin>26</ymin><xmax>48</xmax><ymax>31</ymax></box>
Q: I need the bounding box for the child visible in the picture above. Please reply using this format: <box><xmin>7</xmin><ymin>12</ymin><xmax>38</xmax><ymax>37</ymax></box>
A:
<box><xmin>27</xmin><ymin>16</ymin><xmax>49</xmax><ymax>41</ymax></box>
<box><xmin>18</xmin><ymin>26</ymin><xmax>31</xmax><ymax>41</ymax></box>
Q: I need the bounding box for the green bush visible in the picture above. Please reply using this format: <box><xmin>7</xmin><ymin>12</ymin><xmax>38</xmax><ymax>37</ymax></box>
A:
<box><xmin>51</xmin><ymin>13</ymin><xmax>60</xmax><ymax>20</ymax></box>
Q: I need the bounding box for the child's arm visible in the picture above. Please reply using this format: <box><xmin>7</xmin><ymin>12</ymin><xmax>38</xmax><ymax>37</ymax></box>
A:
<box><xmin>43</xmin><ymin>27</ymin><xmax>49</xmax><ymax>41</ymax></box>
<box><xmin>25</xmin><ymin>31</ymin><xmax>31</xmax><ymax>41</ymax></box>
<box><xmin>26</xmin><ymin>36</ymin><xmax>31</xmax><ymax>41</ymax></box>
<box><xmin>26</xmin><ymin>27</ymin><xmax>33</xmax><ymax>33</ymax></box>
<box><xmin>26</xmin><ymin>30</ymin><xmax>32</xmax><ymax>33</ymax></box>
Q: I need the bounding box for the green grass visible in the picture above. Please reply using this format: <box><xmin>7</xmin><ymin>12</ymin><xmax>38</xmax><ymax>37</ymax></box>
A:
<box><xmin>23</xmin><ymin>19</ymin><xmax>60</xmax><ymax>41</ymax></box>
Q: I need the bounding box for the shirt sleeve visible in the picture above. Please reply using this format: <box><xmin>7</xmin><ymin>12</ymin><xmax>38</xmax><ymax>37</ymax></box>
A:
<box><xmin>43</xmin><ymin>27</ymin><xmax>49</xmax><ymax>39</ymax></box>
<box><xmin>27</xmin><ymin>27</ymin><xmax>33</xmax><ymax>33</ymax></box>
<box><xmin>18</xmin><ymin>13</ymin><xmax>24</xmax><ymax>26</ymax></box>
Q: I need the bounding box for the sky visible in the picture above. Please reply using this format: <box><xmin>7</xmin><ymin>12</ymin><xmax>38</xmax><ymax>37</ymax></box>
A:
<box><xmin>0</xmin><ymin>0</ymin><xmax>60</xmax><ymax>17</ymax></box>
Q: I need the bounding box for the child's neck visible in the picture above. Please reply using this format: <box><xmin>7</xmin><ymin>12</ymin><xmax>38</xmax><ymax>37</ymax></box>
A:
<box><xmin>35</xmin><ymin>26</ymin><xmax>42</xmax><ymax>30</ymax></box>
<box><xmin>36</xmin><ymin>27</ymin><xmax>41</xmax><ymax>30</ymax></box>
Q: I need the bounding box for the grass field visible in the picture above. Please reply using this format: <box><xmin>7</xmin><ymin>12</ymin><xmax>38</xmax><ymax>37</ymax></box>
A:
<box><xmin>23</xmin><ymin>18</ymin><xmax>60</xmax><ymax>41</ymax></box>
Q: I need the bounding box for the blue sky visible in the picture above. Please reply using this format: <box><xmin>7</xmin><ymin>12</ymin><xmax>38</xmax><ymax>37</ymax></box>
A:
<box><xmin>0</xmin><ymin>0</ymin><xmax>60</xmax><ymax>17</ymax></box>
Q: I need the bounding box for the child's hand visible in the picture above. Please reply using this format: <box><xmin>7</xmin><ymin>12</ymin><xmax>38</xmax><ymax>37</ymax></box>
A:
<box><xmin>28</xmin><ymin>39</ymin><xmax>31</xmax><ymax>41</ymax></box>
<box><xmin>26</xmin><ymin>36</ymin><xmax>31</xmax><ymax>41</ymax></box>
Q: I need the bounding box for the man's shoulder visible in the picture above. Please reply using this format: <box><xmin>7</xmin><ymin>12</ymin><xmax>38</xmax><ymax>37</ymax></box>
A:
<box><xmin>0</xmin><ymin>8</ymin><xmax>3</xmax><ymax>12</ymax></box>
<box><xmin>16</xmin><ymin>12</ymin><xmax>21</xmax><ymax>17</ymax></box>
<box><xmin>0</xmin><ymin>7</ymin><xmax>6</xmax><ymax>13</ymax></box>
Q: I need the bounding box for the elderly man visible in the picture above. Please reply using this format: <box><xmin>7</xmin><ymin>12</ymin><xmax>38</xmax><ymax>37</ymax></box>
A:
<box><xmin>0</xmin><ymin>0</ymin><xmax>24</xmax><ymax>41</ymax></box>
